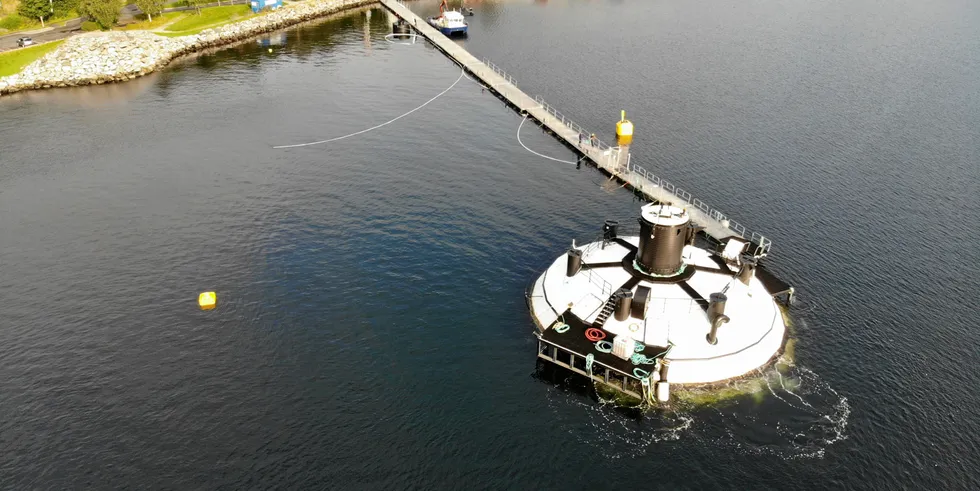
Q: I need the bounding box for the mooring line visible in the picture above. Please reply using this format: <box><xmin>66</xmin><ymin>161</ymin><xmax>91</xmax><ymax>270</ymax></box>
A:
<box><xmin>517</xmin><ymin>115</ymin><xmax>582</xmax><ymax>165</ymax></box>
<box><xmin>384</xmin><ymin>33</ymin><xmax>421</xmax><ymax>44</ymax></box>
<box><xmin>273</xmin><ymin>68</ymin><xmax>465</xmax><ymax>149</ymax></box>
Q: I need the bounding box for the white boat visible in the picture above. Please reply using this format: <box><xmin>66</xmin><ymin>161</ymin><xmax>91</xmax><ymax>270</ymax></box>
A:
<box><xmin>428</xmin><ymin>9</ymin><xmax>468</xmax><ymax>36</ymax></box>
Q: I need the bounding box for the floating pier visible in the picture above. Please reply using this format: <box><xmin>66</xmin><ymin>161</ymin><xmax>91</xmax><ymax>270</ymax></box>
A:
<box><xmin>380</xmin><ymin>0</ymin><xmax>773</xmax><ymax>256</ymax></box>
<box><xmin>380</xmin><ymin>0</ymin><xmax>792</xmax><ymax>404</ymax></box>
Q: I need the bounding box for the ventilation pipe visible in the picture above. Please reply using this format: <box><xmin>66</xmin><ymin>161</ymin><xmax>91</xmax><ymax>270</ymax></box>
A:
<box><xmin>738</xmin><ymin>258</ymin><xmax>757</xmax><ymax>286</ymax></box>
<box><xmin>566</xmin><ymin>249</ymin><xmax>582</xmax><ymax>277</ymax></box>
<box><xmin>706</xmin><ymin>292</ymin><xmax>730</xmax><ymax>345</ymax></box>
<box><xmin>631</xmin><ymin>285</ymin><xmax>651</xmax><ymax>319</ymax></box>
<box><xmin>614</xmin><ymin>289</ymin><xmax>633</xmax><ymax>322</ymax></box>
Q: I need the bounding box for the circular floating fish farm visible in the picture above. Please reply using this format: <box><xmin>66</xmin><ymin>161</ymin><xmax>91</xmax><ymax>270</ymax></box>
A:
<box><xmin>527</xmin><ymin>203</ymin><xmax>794</xmax><ymax>404</ymax></box>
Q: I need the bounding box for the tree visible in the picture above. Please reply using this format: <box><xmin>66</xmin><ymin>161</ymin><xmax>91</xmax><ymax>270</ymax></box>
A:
<box><xmin>77</xmin><ymin>0</ymin><xmax>122</xmax><ymax>29</ymax></box>
<box><xmin>52</xmin><ymin>0</ymin><xmax>80</xmax><ymax>17</ymax></box>
<box><xmin>17</xmin><ymin>0</ymin><xmax>52</xmax><ymax>28</ymax></box>
<box><xmin>134</xmin><ymin>0</ymin><xmax>164</xmax><ymax>21</ymax></box>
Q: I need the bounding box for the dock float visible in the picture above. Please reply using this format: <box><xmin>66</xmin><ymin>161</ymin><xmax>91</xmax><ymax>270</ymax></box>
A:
<box><xmin>380</xmin><ymin>0</ymin><xmax>772</xmax><ymax>257</ymax></box>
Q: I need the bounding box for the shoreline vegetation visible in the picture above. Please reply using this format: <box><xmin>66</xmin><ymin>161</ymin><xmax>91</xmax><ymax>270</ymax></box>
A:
<box><xmin>0</xmin><ymin>0</ymin><xmax>373</xmax><ymax>96</ymax></box>
<box><xmin>0</xmin><ymin>40</ymin><xmax>65</xmax><ymax>77</ymax></box>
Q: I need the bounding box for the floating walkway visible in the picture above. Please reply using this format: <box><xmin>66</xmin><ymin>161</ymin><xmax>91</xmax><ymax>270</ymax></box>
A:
<box><xmin>379</xmin><ymin>0</ymin><xmax>772</xmax><ymax>256</ymax></box>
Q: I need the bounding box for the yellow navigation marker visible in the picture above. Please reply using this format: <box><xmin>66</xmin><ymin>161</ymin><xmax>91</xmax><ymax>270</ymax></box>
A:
<box><xmin>198</xmin><ymin>291</ymin><xmax>217</xmax><ymax>310</ymax></box>
<box><xmin>616</xmin><ymin>110</ymin><xmax>634</xmax><ymax>145</ymax></box>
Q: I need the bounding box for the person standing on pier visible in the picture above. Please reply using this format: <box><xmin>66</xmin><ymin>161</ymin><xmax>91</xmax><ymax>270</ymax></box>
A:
<box><xmin>579</xmin><ymin>132</ymin><xmax>587</xmax><ymax>147</ymax></box>
<box><xmin>590</xmin><ymin>133</ymin><xmax>598</xmax><ymax>147</ymax></box>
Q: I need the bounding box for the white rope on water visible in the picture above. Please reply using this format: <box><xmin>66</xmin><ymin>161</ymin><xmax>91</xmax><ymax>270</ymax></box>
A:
<box><xmin>517</xmin><ymin>114</ymin><xmax>582</xmax><ymax>166</ymax></box>
<box><xmin>384</xmin><ymin>33</ymin><xmax>421</xmax><ymax>45</ymax></box>
<box><xmin>273</xmin><ymin>68</ymin><xmax>466</xmax><ymax>149</ymax></box>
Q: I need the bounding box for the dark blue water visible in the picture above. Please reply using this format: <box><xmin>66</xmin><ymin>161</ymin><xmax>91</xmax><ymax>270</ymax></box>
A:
<box><xmin>1</xmin><ymin>1</ymin><xmax>978</xmax><ymax>488</ymax></box>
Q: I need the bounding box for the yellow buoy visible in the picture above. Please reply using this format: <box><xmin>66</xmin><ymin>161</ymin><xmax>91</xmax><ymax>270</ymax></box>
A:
<box><xmin>198</xmin><ymin>291</ymin><xmax>216</xmax><ymax>310</ymax></box>
<box><xmin>616</xmin><ymin>110</ymin><xmax>634</xmax><ymax>145</ymax></box>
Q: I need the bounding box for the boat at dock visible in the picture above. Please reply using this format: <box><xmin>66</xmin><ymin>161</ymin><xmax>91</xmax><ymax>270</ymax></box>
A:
<box><xmin>428</xmin><ymin>6</ymin><xmax>468</xmax><ymax>37</ymax></box>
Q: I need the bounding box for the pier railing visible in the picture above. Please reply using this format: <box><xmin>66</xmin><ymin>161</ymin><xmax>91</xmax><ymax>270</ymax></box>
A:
<box><xmin>483</xmin><ymin>58</ymin><xmax>519</xmax><ymax>87</ymax></box>
<box><xmin>533</xmin><ymin>95</ymin><xmax>614</xmax><ymax>151</ymax></box>
<box><xmin>621</xmin><ymin>159</ymin><xmax>773</xmax><ymax>256</ymax></box>
<box><xmin>384</xmin><ymin>2</ymin><xmax>773</xmax><ymax>257</ymax></box>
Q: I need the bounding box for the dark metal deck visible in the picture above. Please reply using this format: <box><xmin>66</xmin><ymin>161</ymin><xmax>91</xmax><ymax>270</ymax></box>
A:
<box><xmin>539</xmin><ymin>310</ymin><xmax>668</xmax><ymax>378</ymax></box>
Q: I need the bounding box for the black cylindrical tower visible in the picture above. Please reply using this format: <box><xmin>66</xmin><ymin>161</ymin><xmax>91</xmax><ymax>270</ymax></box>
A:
<box><xmin>614</xmin><ymin>290</ymin><xmax>633</xmax><ymax>321</ymax></box>
<box><xmin>566</xmin><ymin>249</ymin><xmax>582</xmax><ymax>277</ymax></box>
<box><xmin>738</xmin><ymin>258</ymin><xmax>757</xmax><ymax>286</ymax></box>
<box><xmin>635</xmin><ymin>204</ymin><xmax>691</xmax><ymax>275</ymax></box>
<box><xmin>631</xmin><ymin>285</ymin><xmax>651</xmax><ymax>319</ymax></box>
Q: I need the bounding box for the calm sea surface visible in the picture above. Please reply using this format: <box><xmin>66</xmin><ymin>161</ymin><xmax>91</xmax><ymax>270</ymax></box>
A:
<box><xmin>1</xmin><ymin>0</ymin><xmax>978</xmax><ymax>488</ymax></box>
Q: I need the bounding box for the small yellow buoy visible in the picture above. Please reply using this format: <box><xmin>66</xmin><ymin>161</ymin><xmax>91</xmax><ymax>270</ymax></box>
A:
<box><xmin>198</xmin><ymin>291</ymin><xmax>217</xmax><ymax>310</ymax></box>
<box><xmin>616</xmin><ymin>110</ymin><xmax>634</xmax><ymax>145</ymax></box>
<box><xmin>268</xmin><ymin>48</ymin><xmax>273</xmax><ymax>53</ymax></box>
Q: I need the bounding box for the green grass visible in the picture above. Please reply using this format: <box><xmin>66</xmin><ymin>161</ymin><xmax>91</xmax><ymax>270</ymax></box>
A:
<box><xmin>163</xmin><ymin>5</ymin><xmax>251</xmax><ymax>33</ymax></box>
<box><xmin>0</xmin><ymin>40</ymin><xmax>65</xmax><ymax>77</ymax></box>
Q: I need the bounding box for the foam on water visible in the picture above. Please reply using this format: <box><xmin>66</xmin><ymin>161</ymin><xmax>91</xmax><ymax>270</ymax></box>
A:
<box><xmin>540</xmin><ymin>352</ymin><xmax>850</xmax><ymax>461</ymax></box>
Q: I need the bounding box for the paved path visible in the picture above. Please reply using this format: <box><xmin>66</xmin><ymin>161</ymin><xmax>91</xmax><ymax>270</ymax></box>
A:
<box><xmin>0</xmin><ymin>18</ymin><xmax>83</xmax><ymax>52</ymax></box>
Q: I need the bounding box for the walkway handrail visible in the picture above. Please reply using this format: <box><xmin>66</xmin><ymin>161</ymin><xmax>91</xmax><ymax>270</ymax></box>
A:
<box><xmin>527</xmin><ymin>92</ymin><xmax>772</xmax><ymax>256</ymax></box>
<box><xmin>623</xmin><ymin>159</ymin><xmax>772</xmax><ymax>256</ymax></box>
<box><xmin>533</xmin><ymin>95</ymin><xmax>613</xmax><ymax>151</ymax></box>
<box><xmin>390</xmin><ymin>13</ymin><xmax>774</xmax><ymax>257</ymax></box>
<box><xmin>482</xmin><ymin>58</ymin><xmax>518</xmax><ymax>86</ymax></box>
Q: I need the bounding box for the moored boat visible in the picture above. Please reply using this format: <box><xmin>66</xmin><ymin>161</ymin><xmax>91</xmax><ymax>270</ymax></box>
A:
<box><xmin>428</xmin><ymin>2</ymin><xmax>468</xmax><ymax>37</ymax></box>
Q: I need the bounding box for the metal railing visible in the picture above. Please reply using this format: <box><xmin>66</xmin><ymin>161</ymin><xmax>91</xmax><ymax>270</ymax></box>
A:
<box><xmin>482</xmin><ymin>58</ymin><xmax>518</xmax><ymax>86</ymax></box>
<box><xmin>622</xmin><ymin>159</ymin><xmax>772</xmax><ymax>256</ymax></box>
<box><xmin>533</xmin><ymin>95</ymin><xmax>614</xmax><ymax>152</ymax></box>
<box><xmin>584</xmin><ymin>268</ymin><xmax>614</xmax><ymax>298</ymax></box>
<box><xmin>473</xmin><ymin>56</ymin><xmax>773</xmax><ymax>257</ymax></box>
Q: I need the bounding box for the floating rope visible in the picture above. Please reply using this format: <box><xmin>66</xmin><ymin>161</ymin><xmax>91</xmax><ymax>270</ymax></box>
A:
<box><xmin>584</xmin><ymin>328</ymin><xmax>606</xmax><ymax>342</ymax></box>
<box><xmin>517</xmin><ymin>115</ymin><xmax>582</xmax><ymax>165</ymax></box>
<box><xmin>384</xmin><ymin>33</ymin><xmax>421</xmax><ymax>44</ymax></box>
<box><xmin>630</xmin><ymin>353</ymin><xmax>659</xmax><ymax>365</ymax></box>
<box><xmin>595</xmin><ymin>340</ymin><xmax>613</xmax><ymax>353</ymax></box>
<box><xmin>553</xmin><ymin>322</ymin><xmax>570</xmax><ymax>333</ymax></box>
<box><xmin>630</xmin><ymin>343</ymin><xmax>675</xmax><ymax>365</ymax></box>
<box><xmin>274</xmin><ymin>68</ymin><xmax>466</xmax><ymax>149</ymax></box>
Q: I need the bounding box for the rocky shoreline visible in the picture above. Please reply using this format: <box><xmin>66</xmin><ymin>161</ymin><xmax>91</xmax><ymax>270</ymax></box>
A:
<box><xmin>0</xmin><ymin>0</ymin><xmax>374</xmax><ymax>96</ymax></box>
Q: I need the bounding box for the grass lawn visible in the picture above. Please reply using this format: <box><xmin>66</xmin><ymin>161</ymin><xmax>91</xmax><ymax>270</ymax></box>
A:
<box><xmin>0</xmin><ymin>40</ymin><xmax>65</xmax><ymax>78</ymax></box>
<box><xmin>163</xmin><ymin>5</ymin><xmax>253</xmax><ymax>34</ymax></box>
<box><xmin>118</xmin><ymin>12</ymin><xmax>185</xmax><ymax>31</ymax></box>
